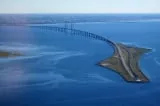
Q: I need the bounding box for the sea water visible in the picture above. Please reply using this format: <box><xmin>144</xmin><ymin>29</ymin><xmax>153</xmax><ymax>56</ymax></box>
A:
<box><xmin>0</xmin><ymin>14</ymin><xmax>160</xmax><ymax>106</ymax></box>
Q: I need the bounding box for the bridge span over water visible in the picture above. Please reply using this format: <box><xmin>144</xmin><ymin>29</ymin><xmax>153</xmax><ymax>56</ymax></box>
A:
<box><xmin>30</xmin><ymin>23</ymin><xmax>151</xmax><ymax>83</ymax></box>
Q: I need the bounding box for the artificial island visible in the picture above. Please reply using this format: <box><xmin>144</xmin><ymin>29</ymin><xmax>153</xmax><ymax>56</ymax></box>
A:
<box><xmin>98</xmin><ymin>42</ymin><xmax>151</xmax><ymax>82</ymax></box>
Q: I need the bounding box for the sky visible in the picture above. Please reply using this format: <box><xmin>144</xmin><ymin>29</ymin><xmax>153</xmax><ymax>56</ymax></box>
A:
<box><xmin>0</xmin><ymin>0</ymin><xmax>160</xmax><ymax>13</ymax></box>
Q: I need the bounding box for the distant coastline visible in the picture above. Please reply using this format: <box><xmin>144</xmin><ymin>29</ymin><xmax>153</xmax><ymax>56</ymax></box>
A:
<box><xmin>0</xmin><ymin>14</ymin><xmax>160</xmax><ymax>25</ymax></box>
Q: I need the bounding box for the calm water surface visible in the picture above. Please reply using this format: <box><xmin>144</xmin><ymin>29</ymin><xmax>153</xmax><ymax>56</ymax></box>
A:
<box><xmin>0</xmin><ymin>20</ymin><xmax>160</xmax><ymax>106</ymax></box>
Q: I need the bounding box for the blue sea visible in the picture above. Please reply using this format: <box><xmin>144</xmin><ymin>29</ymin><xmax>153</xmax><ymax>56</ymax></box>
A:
<box><xmin>0</xmin><ymin>14</ymin><xmax>160</xmax><ymax>106</ymax></box>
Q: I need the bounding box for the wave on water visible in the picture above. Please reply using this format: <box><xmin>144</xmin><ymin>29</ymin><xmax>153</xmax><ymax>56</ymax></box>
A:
<box><xmin>0</xmin><ymin>71</ymin><xmax>77</xmax><ymax>89</ymax></box>
<box><xmin>51</xmin><ymin>51</ymin><xmax>86</xmax><ymax>65</ymax></box>
<box><xmin>154</xmin><ymin>57</ymin><xmax>160</xmax><ymax>66</ymax></box>
<box><xmin>0</xmin><ymin>55</ymin><xmax>43</xmax><ymax>62</ymax></box>
<box><xmin>87</xmin><ymin>73</ymin><xmax>114</xmax><ymax>83</ymax></box>
<box><xmin>0</xmin><ymin>42</ymin><xmax>48</xmax><ymax>52</ymax></box>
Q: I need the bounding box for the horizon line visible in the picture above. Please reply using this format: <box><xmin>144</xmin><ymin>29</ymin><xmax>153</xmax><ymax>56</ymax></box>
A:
<box><xmin>0</xmin><ymin>12</ymin><xmax>160</xmax><ymax>14</ymax></box>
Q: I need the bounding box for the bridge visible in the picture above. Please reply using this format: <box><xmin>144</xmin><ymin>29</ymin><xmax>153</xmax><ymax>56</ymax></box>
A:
<box><xmin>30</xmin><ymin>22</ymin><xmax>151</xmax><ymax>83</ymax></box>
<box><xmin>30</xmin><ymin>23</ymin><xmax>111</xmax><ymax>43</ymax></box>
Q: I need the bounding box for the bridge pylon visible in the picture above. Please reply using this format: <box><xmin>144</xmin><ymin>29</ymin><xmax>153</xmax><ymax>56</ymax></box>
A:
<box><xmin>64</xmin><ymin>21</ymin><xmax>69</xmax><ymax>35</ymax></box>
<box><xmin>64</xmin><ymin>21</ymin><xmax>75</xmax><ymax>35</ymax></box>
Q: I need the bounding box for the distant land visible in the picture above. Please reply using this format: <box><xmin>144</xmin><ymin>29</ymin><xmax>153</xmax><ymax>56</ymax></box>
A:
<box><xmin>0</xmin><ymin>14</ymin><xmax>160</xmax><ymax>25</ymax></box>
